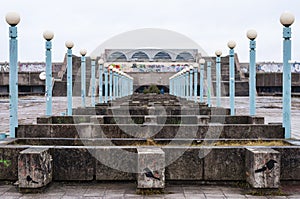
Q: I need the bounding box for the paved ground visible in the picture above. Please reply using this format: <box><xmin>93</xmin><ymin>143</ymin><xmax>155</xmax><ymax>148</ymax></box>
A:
<box><xmin>1</xmin><ymin>182</ymin><xmax>300</xmax><ymax>199</ymax></box>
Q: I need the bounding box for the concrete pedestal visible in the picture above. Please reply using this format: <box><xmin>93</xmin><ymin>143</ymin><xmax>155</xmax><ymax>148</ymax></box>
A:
<box><xmin>18</xmin><ymin>147</ymin><xmax>52</xmax><ymax>189</ymax></box>
<box><xmin>137</xmin><ymin>147</ymin><xmax>165</xmax><ymax>189</ymax></box>
<box><xmin>246</xmin><ymin>148</ymin><xmax>280</xmax><ymax>188</ymax></box>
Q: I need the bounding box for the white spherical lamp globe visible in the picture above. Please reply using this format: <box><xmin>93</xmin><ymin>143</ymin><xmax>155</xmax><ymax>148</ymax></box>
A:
<box><xmin>280</xmin><ymin>12</ymin><xmax>295</xmax><ymax>27</ymax></box>
<box><xmin>80</xmin><ymin>49</ymin><xmax>87</xmax><ymax>56</ymax></box>
<box><xmin>199</xmin><ymin>58</ymin><xmax>205</xmax><ymax>64</ymax></box>
<box><xmin>189</xmin><ymin>65</ymin><xmax>194</xmax><ymax>70</ymax></box>
<box><xmin>65</xmin><ymin>41</ymin><xmax>74</xmax><ymax>49</ymax></box>
<box><xmin>193</xmin><ymin>63</ymin><xmax>199</xmax><ymax>68</ymax></box>
<box><xmin>215</xmin><ymin>50</ymin><xmax>222</xmax><ymax>57</ymax></box>
<box><xmin>109</xmin><ymin>65</ymin><xmax>114</xmax><ymax>70</ymax></box>
<box><xmin>39</xmin><ymin>71</ymin><xmax>46</xmax><ymax>81</ymax></box>
<box><xmin>5</xmin><ymin>12</ymin><xmax>20</xmax><ymax>26</ymax></box>
<box><xmin>43</xmin><ymin>30</ymin><xmax>54</xmax><ymax>41</ymax></box>
<box><xmin>98</xmin><ymin>58</ymin><xmax>104</xmax><ymax>65</ymax></box>
<box><xmin>246</xmin><ymin>29</ymin><xmax>257</xmax><ymax>40</ymax></box>
<box><xmin>227</xmin><ymin>40</ymin><xmax>236</xmax><ymax>49</ymax></box>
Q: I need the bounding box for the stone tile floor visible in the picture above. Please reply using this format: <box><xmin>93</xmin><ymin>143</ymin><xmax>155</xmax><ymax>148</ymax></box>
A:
<box><xmin>0</xmin><ymin>182</ymin><xmax>300</xmax><ymax>199</ymax></box>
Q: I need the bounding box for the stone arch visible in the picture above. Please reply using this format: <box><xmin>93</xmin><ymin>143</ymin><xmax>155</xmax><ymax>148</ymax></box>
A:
<box><xmin>107</xmin><ymin>51</ymin><xmax>128</xmax><ymax>61</ymax></box>
<box><xmin>131</xmin><ymin>51</ymin><xmax>150</xmax><ymax>61</ymax></box>
<box><xmin>176</xmin><ymin>52</ymin><xmax>195</xmax><ymax>62</ymax></box>
<box><xmin>153</xmin><ymin>51</ymin><xmax>172</xmax><ymax>61</ymax></box>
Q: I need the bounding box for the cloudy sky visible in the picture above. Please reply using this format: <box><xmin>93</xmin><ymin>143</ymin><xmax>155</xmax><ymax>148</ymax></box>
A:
<box><xmin>0</xmin><ymin>0</ymin><xmax>299</xmax><ymax>62</ymax></box>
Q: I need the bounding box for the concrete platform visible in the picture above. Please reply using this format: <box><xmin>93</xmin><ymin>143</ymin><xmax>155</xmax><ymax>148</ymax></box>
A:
<box><xmin>1</xmin><ymin>182</ymin><xmax>300</xmax><ymax>198</ymax></box>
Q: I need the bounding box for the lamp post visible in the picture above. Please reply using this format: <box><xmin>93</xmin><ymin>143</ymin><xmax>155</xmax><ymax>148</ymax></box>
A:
<box><xmin>98</xmin><ymin>58</ymin><xmax>104</xmax><ymax>103</ymax></box>
<box><xmin>207</xmin><ymin>61</ymin><xmax>212</xmax><ymax>107</ymax></box>
<box><xmin>215</xmin><ymin>50</ymin><xmax>222</xmax><ymax>107</ymax></box>
<box><xmin>65</xmin><ymin>41</ymin><xmax>74</xmax><ymax>116</ymax></box>
<box><xmin>247</xmin><ymin>29</ymin><xmax>258</xmax><ymax>116</ymax></box>
<box><xmin>80</xmin><ymin>49</ymin><xmax>87</xmax><ymax>107</ymax></box>
<box><xmin>228</xmin><ymin>40</ymin><xmax>236</xmax><ymax>115</ymax></box>
<box><xmin>6</xmin><ymin>12</ymin><xmax>20</xmax><ymax>138</ymax></box>
<box><xmin>109</xmin><ymin>65</ymin><xmax>113</xmax><ymax>101</ymax></box>
<box><xmin>189</xmin><ymin>65</ymin><xmax>193</xmax><ymax>100</ymax></box>
<box><xmin>280</xmin><ymin>12</ymin><xmax>295</xmax><ymax>139</ymax></box>
<box><xmin>43</xmin><ymin>30</ymin><xmax>54</xmax><ymax>116</ymax></box>
<box><xmin>199</xmin><ymin>58</ymin><xmax>205</xmax><ymax>103</ymax></box>
<box><xmin>193</xmin><ymin>63</ymin><xmax>198</xmax><ymax>102</ymax></box>
<box><xmin>90</xmin><ymin>55</ymin><xmax>96</xmax><ymax>107</ymax></box>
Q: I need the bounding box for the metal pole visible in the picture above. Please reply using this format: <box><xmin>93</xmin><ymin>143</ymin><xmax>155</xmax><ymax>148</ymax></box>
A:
<box><xmin>229</xmin><ymin>49</ymin><xmax>235</xmax><ymax>115</ymax></box>
<box><xmin>185</xmin><ymin>70</ymin><xmax>189</xmax><ymax>100</ymax></box>
<box><xmin>189</xmin><ymin>68</ymin><xmax>193</xmax><ymax>100</ymax></box>
<box><xmin>200</xmin><ymin>64</ymin><xmax>204</xmax><ymax>103</ymax></box>
<box><xmin>81</xmin><ymin>55</ymin><xmax>86</xmax><ymax>107</ymax></box>
<box><xmin>249</xmin><ymin>40</ymin><xmax>256</xmax><ymax>116</ymax></box>
<box><xmin>109</xmin><ymin>67</ymin><xmax>113</xmax><ymax>101</ymax></box>
<box><xmin>91</xmin><ymin>59</ymin><xmax>96</xmax><ymax>107</ymax></box>
<box><xmin>45</xmin><ymin>40</ymin><xmax>52</xmax><ymax>115</ymax></box>
<box><xmin>104</xmin><ymin>66</ymin><xmax>108</xmax><ymax>103</ymax></box>
<box><xmin>8</xmin><ymin>25</ymin><xmax>18</xmax><ymax>138</ymax></box>
<box><xmin>99</xmin><ymin>64</ymin><xmax>103</xmax><ymax>103</ymax></box>
<box><xmin>207</xmin><ymin>61</ymin><xmax>211</xmax><ymax>107</ymax></box>
<box><xmin>194</xmin><ymin>66</ymin><xmax>198</xmax><ymax>102</ymax></box>
<box><xmin>113</xmin><ymin>70</ymin><xmax>116</xmax><ymax>100</ymax></box>
<box><xmin>216</xmin><ymin>56</ymin><xmax>221</xmax><ymax>107</ymax></box>
<box><xmin>67</xmin><ymin>48</ymin><xmax>73</xmax><ymax>116</ymax></box>
<box><xmin>283</xmin><ymin>26</ymin><xmax>292</xmax><ymax>138</ymax></box>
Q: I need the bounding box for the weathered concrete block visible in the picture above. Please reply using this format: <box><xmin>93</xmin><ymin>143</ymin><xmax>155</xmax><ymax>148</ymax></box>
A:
<box><xmin>95</xmin><ymin>147</ymin><xmax>137</xmax><ymax>180</ymax></box>
<box><xmin>246</xmin><ymin>148</ymin><xmax>280</xmax><ymax>188</ymax></box>
<box><xmin>18</xmin><ymin>147</ymin><xmax>52</xmax><ymax>189</ymax></box>
<box><xmin>52</xmin><ymin>146</ymin><xmax>95</xmax><ymax>181</ymax></box>
<box><xmin>0</xmin><ymin>146</ymin><xmax>29</xmax><ymax>180</ymax></box>
<box><xmin>197</xmin><ymin>116</ymin><xmax>210</xmax><ymax>124</ymax></box>
<box><xmin>137</xmin><ymin>147</ymin><xmax>165</xmax><ymax>189</ymax></box>
<box><xmin>204</xmin><ymin>148</ymin><xmax>245</xmax><ymax>181</ymax></box>
<box><xmin>164</xmin><ymin>148</ymin><xmax>203</xmax><ymax>180</ymax></box>
<box><xmin>276</xmin><ymin>147</ymin><xmax>300</xmax><ymax>180</ymax></box>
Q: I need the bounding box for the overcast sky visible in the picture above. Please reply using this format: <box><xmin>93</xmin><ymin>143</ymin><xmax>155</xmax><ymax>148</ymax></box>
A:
<box><xmin>0</xmin><ymin>0</ymin><xmax>299</xmax><ymax>63</ymax></box>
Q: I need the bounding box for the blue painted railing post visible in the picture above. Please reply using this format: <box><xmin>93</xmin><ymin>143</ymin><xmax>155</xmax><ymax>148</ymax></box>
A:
<box><xmin>104</xmin><ymin>65</ymin><xmax>108</xmax><ymax>103</ymax></box>
<box><xmin>193</xmin><ymin>64</ymin><xmax>198</xmax><ymax>102</ymax></box>
<box><xmin>43</xmin><ymin>31</ymin><xmax>54</xmax><ymax>116</ymax></box>
<box><xmin>115</xmin><ymin>70</ymin><xmax>119</xmax><ymax>98</ymax></box>
<box><xmin>80</xmin><ymin>49</ymin><xmax>87</xmax><ymax>107</ymax></box>
<box><xmin>228</xmin><ymin>41</ymin><xmax>236</xmax><ymax>116</ymax></box>
<box><xmin>247</xmin><ymin>30</ymin><xmax>258</xmax><ymax>116</ymax></box>
<box><xmin>185</xmin><ymin>69</ymin><xmax>189</xmax><ymax>99</ymax></box>
<box><xmin>90</xmin><ymin>56</ymin><xmax>96</xmax><ymax>107</ymax></box>
<box><xmin>6</xmin><ymin>12</ymin><xmax>20</xmax><ymax>138</ymax></box>
<box><xmin>280</xmin><ymin>12</ymin><xmax>295</xmax><ymax>139</ymax></box>
<box><xmin>215</xmin><ymin>50</ymin><xmax>222</xmax><ymax>107</ymax></box>
<box><xmin>65</xmin><ymin>41</ymin><xmax>74</xmax><ymax>116</ymax></box>
<box><xmin>189</xmin><ymin>66</ymin><xmax>193</xmax><ymax>100</ymax></box>
<box><xmin>113</xmin><ymin>68</ymin><xmax>116</xmax><ymax>100</ymax></box>
<box><xmin>199</xmin><ymin>59</ymin><xmax>205</xmax><ymax>103</ymax></box>
<box><xmin>98</xmin><ymin>59</ymin><xmax>104</xmax><ymax>103</ymax></box>
<box><xmin>109</xmin><ymin>66</ymin><xmax>113</xmax><ymax>101</ymax></box>
<box><xmin>207</xmin><ymin>61</ymin><xmax>212</xmax><ymax>107</ymax></box>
